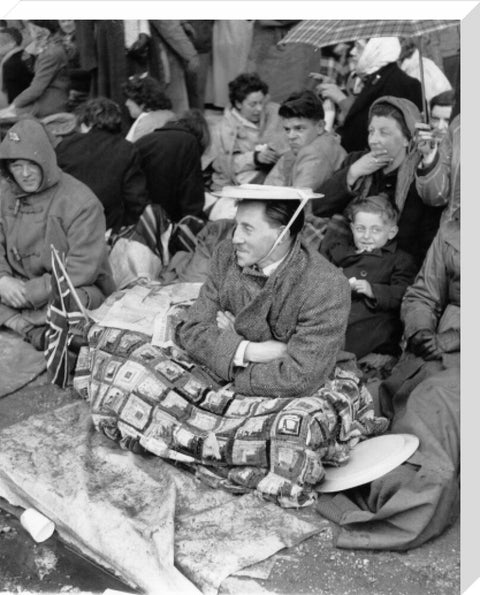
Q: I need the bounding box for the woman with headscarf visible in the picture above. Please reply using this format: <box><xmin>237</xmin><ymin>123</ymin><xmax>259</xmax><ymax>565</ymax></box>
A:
<box><xmin>313</xmin><ymin>96</ymin><xmax>446</xmax><ymax>268</ymax></box>
<box><xmin>317</xmin><ymin>37</ymin><xmax>423</xmax><ymax>153</ymax></box>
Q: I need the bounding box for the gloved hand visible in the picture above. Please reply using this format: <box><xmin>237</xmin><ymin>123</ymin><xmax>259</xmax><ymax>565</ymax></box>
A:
<box><xmin>408</xmin><ymin>328</ymin><xmax>441</xmax><ymax>360</ymax></box>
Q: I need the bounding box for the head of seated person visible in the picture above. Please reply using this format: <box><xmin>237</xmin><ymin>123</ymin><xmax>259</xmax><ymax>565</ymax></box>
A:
<box><xmin>25</xmin><ymin>20</ymin><xmax>61</xmax><ymax>53</ymax></box>
<box><xmin>0</xmin><ymin>117</ymin><xmax>59</xmax><ymax>195</ymax></box>
<box><xmin>429</xmin><ymin>89</ymin><xmax>455</xmax><ymax>141</ymax></box>
<box><xmin>232</xmin><ymin>197</ymin><xmax>304</xmax><ymax>270</ymax></box>
<box><xmin>76</xmin><ymin>97</ymin><xmax>122</xmax><ymax>135</ymax></box>
<box><xmin>367</xmin><ymin>97</ymin><xmax>418</xmax><ymax>173</ymax></box>
<box><xmin>122</xmin><ymin>74</ymin><xmax>172</xmax><ymax>120</ymax></box>
<box><xmin>346</xmin><ymin>194</ymin><xmax>398</xmax><ymax>253</ymax></box>
<box><xmin>0</xmin><ymin>27</ymin><xmax>23</xmax><ymax>59</ymax></box>
<box><xmin>278</xmin><ymin>90</ymin><xmax>325</xmax><ymax>156</ymax></box>
<box><xmin>228</xmin><ymin>72</ymin><xmax>269</xmax><ymax>125</ymax></box>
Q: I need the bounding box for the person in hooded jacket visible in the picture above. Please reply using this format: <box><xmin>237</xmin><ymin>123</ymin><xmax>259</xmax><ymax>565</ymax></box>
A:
<box><xmin>0</xmin><ymin>117</ymin><xmax>115</xmax><ymax>350</ymax></box>
<box><xmin>314</xmin><ymin>96</ymin><xmax>446</xmax><ymax>268</ymax></box>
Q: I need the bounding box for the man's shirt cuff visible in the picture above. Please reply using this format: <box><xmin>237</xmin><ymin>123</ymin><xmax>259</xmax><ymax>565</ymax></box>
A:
<box><xmin>233</xmin><ymin>340</ymin><xmax>250</xmax><ymax>367</ymax></box>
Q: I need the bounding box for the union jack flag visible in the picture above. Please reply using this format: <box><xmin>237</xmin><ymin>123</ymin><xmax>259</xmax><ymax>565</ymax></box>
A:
<box><xmin>45</xmin><ymin>247</ymin><xmax>90</xmax><ymax>388</ymax></box>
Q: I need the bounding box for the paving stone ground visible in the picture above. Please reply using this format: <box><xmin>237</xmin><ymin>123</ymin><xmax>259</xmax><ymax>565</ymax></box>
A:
<box><xmin>0</xmin><ymin>374</ymin><xmax>460</xmax><ymax>595</ymax></box>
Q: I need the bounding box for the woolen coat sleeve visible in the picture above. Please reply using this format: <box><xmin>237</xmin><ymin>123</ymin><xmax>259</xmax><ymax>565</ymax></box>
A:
<box><xmin>13</xmin><ymin>46</ymin><xmax>63</xmax><ymax>108</ymax></box>
<box><xmin>178</xmin><ymin>246</ymin><xmax>245</xmax><ymax>381</ymax></box>
<box><xmin>415</xmin><ymin>142</ymin><xmax>451</xmax><ymax>208</ymax></box>
<box><xmin>232</xmin><ymin>269</ymin><xmax>351</xmax><ymax>397</ymax></box>
<box><xmin>24</xmin><ymin>189</ymin><xmax>109</xmax><ymax>308</ymax></box>
<box><xmin>369</xmin><ymin>251</ymin><xmax>417</xmax><ymax>312</ymax></box>
<box><xmin>401</xmin><ymin>229</ymin><xmax>449</xmax><ymax>340</ymax></box>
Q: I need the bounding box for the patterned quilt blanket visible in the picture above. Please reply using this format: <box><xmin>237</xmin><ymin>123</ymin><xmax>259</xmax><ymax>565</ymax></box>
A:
<box><xmin>74</xmin><ymin>321</ymin><xmax>388</xmax><ymax>507</ymax></box>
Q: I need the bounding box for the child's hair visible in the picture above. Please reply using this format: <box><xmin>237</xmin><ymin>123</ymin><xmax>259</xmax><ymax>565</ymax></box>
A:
<box><xmin>346</xmin><ymin>194</ymin><xmax>399</xmax><ymax>225</ymax></box>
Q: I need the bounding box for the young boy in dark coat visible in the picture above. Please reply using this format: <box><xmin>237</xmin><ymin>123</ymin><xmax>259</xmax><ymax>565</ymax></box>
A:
<box><xmin>324</xmin><ymin>194</ymin><xmax>417</xmax><ymax>359</ymax></box>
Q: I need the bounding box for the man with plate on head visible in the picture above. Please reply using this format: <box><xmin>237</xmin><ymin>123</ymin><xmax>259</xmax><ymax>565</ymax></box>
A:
<box><xmin>178</xmin><ymin>184</ymin><xmax>351</xmax><ymax>398</ymax></box>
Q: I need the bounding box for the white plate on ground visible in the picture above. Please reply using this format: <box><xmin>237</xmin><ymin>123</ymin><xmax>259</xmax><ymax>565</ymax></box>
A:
<box><xmin>316</xmin><ymin>433</ymin><xmax>420</xmax><ymax>493</ymax></box>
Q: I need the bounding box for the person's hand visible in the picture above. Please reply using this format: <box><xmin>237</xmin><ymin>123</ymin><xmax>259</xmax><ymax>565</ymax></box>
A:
<box><xmin>316</xmin><ymin>82</ymin><xmax>347</xmax><ymax>105</ymax></box>
<box><xmin>245</xmin><ymin>340</ymin><xmax>288</xmax><ymax>363</ymax></box>
<box><xmin>0</xmin><ymin>276</ymin><xmax>29</xmax><ymax>308</ymax></box>
<box><xmin>347</xmin><ymin>150</ymin><xmax>393</xmax><ymax>186</ymax></box>
<box><xmin>0</xmin><ymin>104</ymin><xmax>17</xmax><ymax>119</ymax></box>
<box><xmin>349</xmin><ymin>278</ymin><xmax>374</xmax><ymax>298</ymax></box>
<box><xmin>415</xmin><ymin>125</ymin><xmax>440</xmax><ymax>166</ymax></box>
<box><xmin>185</xmin><ymin>54</ymin><xmax>200</xmax><ymax>74</ymax></box>
<box><xmin>256</xmin><ymin>146</ymin><xmax>279</xmax><ymax>165</ymax></box>
<box><xmin>408</xmin><ymin>328</ymin><xmax>441</xmax><ymax>360</ymax></box>
<box><xmin>130</xmin><ymin>33</ymin><xmax>149</xmax><ymax>53</ymax></box>
<box><xmin>216</xmin><ymin>310</ymin><xmax>235</xmax><ymax>332</ymax></box>
<box><xmin>308</xmin><ymin>72</ymin><xmax>335</xmax><ymax>84</ymax></box>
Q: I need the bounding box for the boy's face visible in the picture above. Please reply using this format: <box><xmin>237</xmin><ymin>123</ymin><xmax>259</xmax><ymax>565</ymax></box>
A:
<box><xmin>350</xmin><ymin>211</ymin><xmax>398</xmax><ymax>252</ymax></box>
<box><xmin>282</xmin><ymin>117</ymin><xmax>323</xmax><ymax>155</ymax></box>
<box><xmin>430</xmin><ymin>104</ymin><xmax>452</xmax><ymax>137</ymax></box>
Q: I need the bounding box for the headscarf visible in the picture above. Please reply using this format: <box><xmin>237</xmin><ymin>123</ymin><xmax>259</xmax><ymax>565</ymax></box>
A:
<box><xmin>356</xmin><ymin>37</ymin><xmax>401</xmax><ymax>77</ymax></box>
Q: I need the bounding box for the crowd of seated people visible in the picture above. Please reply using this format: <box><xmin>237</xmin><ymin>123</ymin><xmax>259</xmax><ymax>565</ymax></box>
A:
<box><xmin>0</xmin><ymin>24</ymin><xmax>461</xmax><ymax>547</ymax></box>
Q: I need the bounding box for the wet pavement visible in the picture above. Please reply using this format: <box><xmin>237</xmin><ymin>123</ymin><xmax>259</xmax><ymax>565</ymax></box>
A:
<box><xmin>0</xmin><ymin>373</ymin><xmax>460</xmax><ymax>595</ymax></box>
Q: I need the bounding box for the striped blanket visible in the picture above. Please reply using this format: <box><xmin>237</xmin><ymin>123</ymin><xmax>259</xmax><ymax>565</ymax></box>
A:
<box><xmin>74</xmin><ymin>323</ymin><xmax>388</xmax><ymax>507</ymax></box>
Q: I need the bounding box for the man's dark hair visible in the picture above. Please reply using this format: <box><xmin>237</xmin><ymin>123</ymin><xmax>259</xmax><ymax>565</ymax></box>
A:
<box><xmin>239</xmin><ymin>199</ymin><xmax>305</xmax><ymax>238</ymax></box>
<box><xmin>228</xmin><ymin>72</ymin><xmax>268</xmax><ymax>107</ymax></box>
<box><xmin>0</xmin><ymin>27</ymin><xmax>22</xmax><ymax>46</ymax></box>
<box><xmin>369</xmin><ymin>102</ymin><xmax>411</xmax><ymax>140</ymax></box>
<box><xmin>430</xmin><ymin>89</ymin><xmax>456</xmax><ymax>112</ymax></box>
<box><xmin>29</xmin><ymin>20</ymin><xmax>60</xmax><ymax>35</ymax></box>
<box><xmin>77</xmin><ymin>97</ymin><xmax>122</xmax><ymax>133</ymax></box>
<box><xmin>122</xmin><ymin>74</ymin><xmax>172</xmax><ymax>111</ymax></box>
<box><xmin>279</xmin><ymin>90</ymin><xmax>325</xmax><ymax>122</ymax></box>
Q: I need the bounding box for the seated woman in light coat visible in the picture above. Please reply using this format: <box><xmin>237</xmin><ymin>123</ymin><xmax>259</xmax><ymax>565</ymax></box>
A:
<box><xmin>209</xmin><ymin>72</ymin><xmax>288</xmax><ymax>191</ymax></box>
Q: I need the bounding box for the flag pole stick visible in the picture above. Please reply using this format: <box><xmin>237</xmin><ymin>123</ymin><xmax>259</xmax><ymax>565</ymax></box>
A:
<box><xmin>50</xmin><ymin>245</ymin><xmax>90</xmax><ymax>321</ymax></box>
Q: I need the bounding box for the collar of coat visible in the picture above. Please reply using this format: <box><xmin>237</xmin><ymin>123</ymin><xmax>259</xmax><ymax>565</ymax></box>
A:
<box><xmin>330</xmin><ymin>238</ymin><xmax>398</xmax><ymax>263</ymax></box>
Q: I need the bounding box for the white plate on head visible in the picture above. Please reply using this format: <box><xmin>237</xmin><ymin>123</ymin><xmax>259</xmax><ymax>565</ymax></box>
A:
<box><xmin>316</xmin><ymin>433</ymin><xmax>420</xmax><ymax>493</ymax></box>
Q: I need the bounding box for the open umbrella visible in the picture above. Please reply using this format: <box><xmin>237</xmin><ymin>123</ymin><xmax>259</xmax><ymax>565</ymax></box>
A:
<box><xmin>279</xmin><ymin>20</ymin><xmax>459</xmax><ymax>120</ymax></box>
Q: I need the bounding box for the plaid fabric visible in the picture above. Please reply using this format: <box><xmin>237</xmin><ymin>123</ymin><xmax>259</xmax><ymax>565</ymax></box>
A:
<box><xmin>280</xmin><ymin>20</ymin><xmax>458</xmax><ymax>50</ymax></box>
<box><xmin>108</xmin><ymin>204</ymin><xmax>172</xmax><ymax>263</ymax></box>
<box><xmin>317</xmin><ymin>56</ymin><xmax>352</xmax><ymax>88</ymax></box>
<box><xmin>45</xmin><ymin>250</ymin><xmax>89</xmax><ymax>388</ymax></box>
<box><xmin>74</xmin><ymin>324</ymin><xmax>389</xmax><ymax>506</ymax></box>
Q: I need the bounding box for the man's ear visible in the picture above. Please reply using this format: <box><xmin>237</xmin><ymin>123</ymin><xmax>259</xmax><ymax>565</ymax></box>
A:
<box><xmin>276</xmin><ymin>225</ymin><xmax>288</xmax><ymax>242</ymax></box>
<box><xmin>316</xmin><ymin>120</ymin><xmax>325</xmax><ymax>134</ymax></box>
<box><xmin>388</xmin><ymin>224</ymin><xmax>399</xmax><ymax>240</ymax></box>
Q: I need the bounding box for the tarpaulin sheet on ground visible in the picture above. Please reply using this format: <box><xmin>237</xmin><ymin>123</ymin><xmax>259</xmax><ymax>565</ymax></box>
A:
<box><xmin>0</xmin><ymin>330</ymin><xmax>46</xmax><ymax>398</ymax></box>
<box><xmin>0</xmin><ymin>399</ymin><xmax>328</xmax><ymax>594</ymax></box>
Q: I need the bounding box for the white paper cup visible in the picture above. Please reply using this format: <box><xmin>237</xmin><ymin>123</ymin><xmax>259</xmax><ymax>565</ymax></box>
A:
<box><xmin>20</xmin><ymin>508</ymin><xmax>55</xmax><ymax>542</ymax></box>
